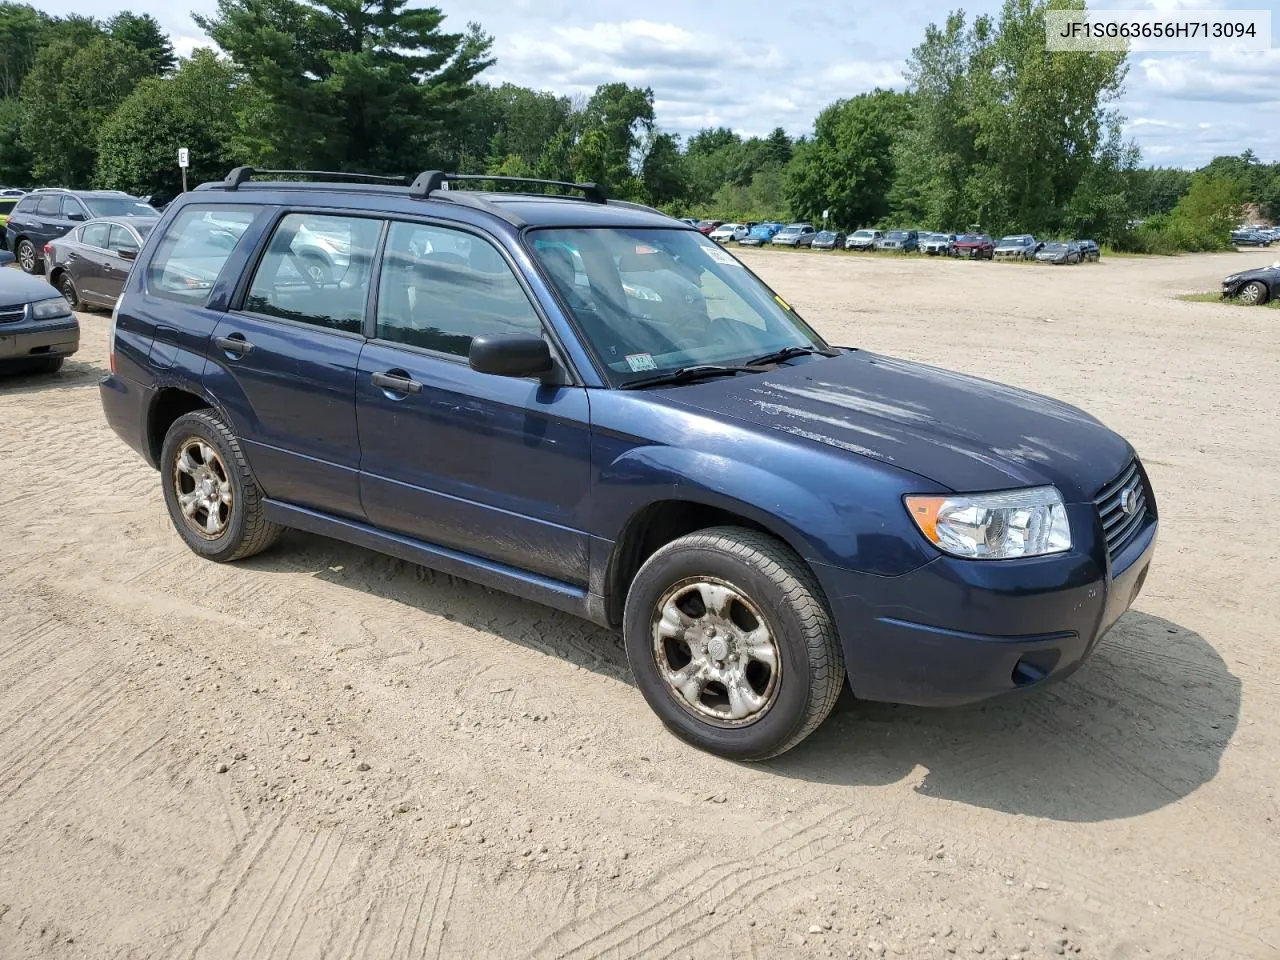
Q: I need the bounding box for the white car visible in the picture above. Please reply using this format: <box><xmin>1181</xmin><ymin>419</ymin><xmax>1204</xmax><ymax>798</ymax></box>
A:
<box><xmin>709</xmin><ymin>223</ymin><xmax>748</xmax><ymax>243</ymax></box>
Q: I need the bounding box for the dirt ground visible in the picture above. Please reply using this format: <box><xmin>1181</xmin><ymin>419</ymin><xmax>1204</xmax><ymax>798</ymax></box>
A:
<box><xmin>1</xmin><ymin>249</ymin><xmax>1278</xmax><ymax>960</ymax></box>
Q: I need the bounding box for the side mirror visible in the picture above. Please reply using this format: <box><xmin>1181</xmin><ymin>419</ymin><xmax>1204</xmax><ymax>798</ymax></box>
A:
<box><xmin>66</xmin><ymin>212</ymin><xmax>86</xmax><ymax>222</ymax></box>
<box><xmin>468</xmin><ymin>333</ymin><xmax>553</xmax><ymax>378</ymax></box>
<box><xmin>116</xmin><ymin>248</ymin><xmax>138</xmax><ymax>261</ymax></box>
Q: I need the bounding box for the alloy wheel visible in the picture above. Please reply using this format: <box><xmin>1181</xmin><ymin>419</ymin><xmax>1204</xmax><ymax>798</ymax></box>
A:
<box><xmin>651</xmin><ymin>577</ymin><xmax>781</xmax><ymax>726</ymax></box>
<box><xmin>173</xmin><ymin>438</ymin><xmax>233</xmax><ymax>539</ymax></box>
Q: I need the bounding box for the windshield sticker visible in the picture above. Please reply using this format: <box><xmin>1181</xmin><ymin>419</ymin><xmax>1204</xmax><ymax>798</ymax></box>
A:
<box><xmin>625</xmin><ymin>352</ymin><xmax>657</xmax><ymax>372</ymax></box>
<box><xmin>703</xmin><ymin>244</ymin><xmax>738</xmax><ymax>266</ymax></box>
<box><xmin>774</xmin><ymin>294</ymin><xmax>792</xmax><ymax>311</ymax></box>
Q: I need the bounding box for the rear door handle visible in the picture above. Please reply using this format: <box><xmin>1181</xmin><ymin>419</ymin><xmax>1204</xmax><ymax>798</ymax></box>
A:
<box><xmin>371</xmin><ymin>371</ymin><xmax>422</xmax><ymax>395</ymax></box>
<box><xmin>214</xmin><ymin>334</ymin><xmax>254</xmax><ymax>357</ymax></box>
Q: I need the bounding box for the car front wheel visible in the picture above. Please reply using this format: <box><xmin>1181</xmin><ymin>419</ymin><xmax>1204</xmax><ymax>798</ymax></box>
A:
<box><xmin>623</xmin><ymin>526</ymin><xmax>845</xmax><ymax>761</ymax></box>
<box><xmin>161</xmin><ymin>410</ymin><xmax>283</xmax><ymax>562</ymax></box>
<box><xmin>1239</xmin><ymin>281</ymin><xmax>1269</xmax><ymax>306</ymax></box>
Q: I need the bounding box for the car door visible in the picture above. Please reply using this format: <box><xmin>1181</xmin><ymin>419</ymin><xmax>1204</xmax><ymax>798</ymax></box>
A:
<box><xmin>71</xmin><ymin>222</ymin><xmax>111</xmax><ymax>302</ymax></box>
<box><xmin>355</xmin><ymin>219</ymin><xmax>592</xmax><ymax>585</ymax></box>
<box><xmin>102</xmin><ymin>223</ymin><xmax>141</xmax><ymax>303</ymax></box>
<box><xmin>205</xmin><ymin>209</ymin><xmax>382</xmax><ymax>521</ymax></box>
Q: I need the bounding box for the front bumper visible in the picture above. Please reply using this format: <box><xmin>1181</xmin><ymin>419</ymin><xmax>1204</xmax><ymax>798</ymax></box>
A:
<box><xmin>815</xmin><ymin>516</ymin><xmax>1157</xmax><ymax>707</ymax></box>
<box><xmin>0</xmin><ymin>316</ymin><xmax>79</xmax><ymax>361</ymax></box>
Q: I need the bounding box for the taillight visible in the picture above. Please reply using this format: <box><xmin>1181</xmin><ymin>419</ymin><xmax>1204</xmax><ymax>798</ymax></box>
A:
<box><xmin>108</xmin><ymin>299</ymin><xmax>120</xmax><ymax>375</ymax></box>
<box><xmin>42</xmin><ymin>243</ymin><xmax>52</xmax><ymax>257</ymax></box>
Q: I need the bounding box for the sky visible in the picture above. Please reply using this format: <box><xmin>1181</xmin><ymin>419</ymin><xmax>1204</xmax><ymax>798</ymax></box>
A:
<box><xmin>32</xmin><ymin>0</ymin><xmax>1280</xmax><ymax>169</ymax></box>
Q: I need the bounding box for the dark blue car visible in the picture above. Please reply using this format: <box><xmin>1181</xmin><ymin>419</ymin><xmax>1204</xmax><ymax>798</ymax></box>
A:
<box><xmin>99</xmin><ymin>168</ymin><xmax>1157</xmax><ymax>760</ymax></box>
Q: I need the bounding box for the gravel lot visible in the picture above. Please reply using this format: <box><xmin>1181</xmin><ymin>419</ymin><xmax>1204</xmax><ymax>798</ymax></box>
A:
<box><xmin>1</xmin><ymin>249</ymin><xmax>1278</xmax><ymax>960</ymax></box>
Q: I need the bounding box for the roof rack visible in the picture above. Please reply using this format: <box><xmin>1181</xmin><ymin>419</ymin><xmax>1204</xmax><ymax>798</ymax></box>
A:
<box><xmin>407</xmin><ymin>171</ymin><xmax>606</xmax><ymax>203</ymax></box>
<box><xmin>220</xmin><ymin>166</ymin><xmax>412</xmax><ymax>190</ymax></box>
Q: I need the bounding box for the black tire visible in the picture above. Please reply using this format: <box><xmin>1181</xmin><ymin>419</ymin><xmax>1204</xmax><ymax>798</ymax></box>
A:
<box><xmin>1239</xmin><ymin>281</ymin><xmax>1269</xmax><ymax>306</ymax></box>
<box><xmin>56</xmin><ymin>272</ymin><xmax>81</xmax><ymax>310</ymax></box>
<box><xmin>15</xmin><ymin>238</ymin><xmax>40</xmax><ymax>274</ymax></box>
<box><xmin>160</xmin><ymin>409</ymin><xmax>283</xmax><ymax>562</ymax></box>
<box><xmin>623</xmin><ymin>526</ymin><xmax>845</xmax><ymax>761</ymax></box>
<box><xmin>34</xmin><ymin>356</ymin><xmax>63</xmax><ymax>374</ymax></box>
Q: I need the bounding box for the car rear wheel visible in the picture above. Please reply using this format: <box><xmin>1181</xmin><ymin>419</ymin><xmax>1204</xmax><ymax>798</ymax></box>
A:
<box><xmin>15</xmin><ymin>238</ymin><xmax>39</xmax><ymax>274</ymax></box>
<box><xmin>623</xmin><ymin>526</ymin><xmax>845</xmax><ymax>761</ymax></box>
<box><xmin>57</xmin><ymin>273</ymin><xmax>81</xmax><ymax>310</ymax></box>
<box><xmin>161</xmin><ymin>410</ymin><xmax>283</xmax><ymax>562</ymax></box>
<box><xmin>1239</xmin><ymin>281</ymin><xmax>1269</xmax><ymax>306</ymax></box>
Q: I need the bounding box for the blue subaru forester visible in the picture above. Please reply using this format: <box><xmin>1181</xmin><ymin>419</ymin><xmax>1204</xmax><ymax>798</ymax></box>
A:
<box><xmin>100</xmin><ymin>168</ymin><xmax>1157</xmax><ymax>760</ymax></box>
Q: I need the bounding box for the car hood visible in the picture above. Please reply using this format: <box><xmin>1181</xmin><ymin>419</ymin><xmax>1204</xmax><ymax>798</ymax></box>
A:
<box><xmin>0</xmin><ymin>268</ymin><xmax>60</xmax><ymax>304</ymax></box>
<box><xmin>1227</xmin><ymin>265</ymin><xmax>1280</xmax><ymax>281</ymax></box>
<box><xmin>656</xmin><ymin>351</ymin><xmax>1131</xmax><ymax>501</ymax></box>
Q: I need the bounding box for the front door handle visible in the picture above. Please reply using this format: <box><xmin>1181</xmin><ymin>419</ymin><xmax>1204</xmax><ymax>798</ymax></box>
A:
<box><xmin>371</xmin><ymin>370</ymin><xmax>422</xmax><ymax>395</ymax></box>
<box><xmin>214</xmin><ymin>334</ymin><xmax>254</xmax><ymax>357</ymax></box>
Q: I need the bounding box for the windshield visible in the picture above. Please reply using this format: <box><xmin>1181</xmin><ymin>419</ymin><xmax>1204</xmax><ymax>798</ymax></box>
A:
<box><xmin>528</xmin><ymin>228</ymin><xmax>827</xmax><ymax>386</ymax></box>
<box><xmin>1042</xmin><ymin>243</ymin><xmax>1067</xmax><ymax>251</ymax></box>
<box><xmin>852</xmin><ymin>230</ymin><xmax>874</xmax><ymax>238</ymax></box>
<box><xmin>84</xmin><ymin>196</ymin><xmax>158</xmax><ymax>218</ymax></box>
<box><xmin>886</xmin><ymin>231</ymin><xmax>907</xmax><ymax>240</ymax></box>
<box><xmin>1000</xmin><ymin>236</ymin><xmax>1031</xmax><ymax>245</ymax></box>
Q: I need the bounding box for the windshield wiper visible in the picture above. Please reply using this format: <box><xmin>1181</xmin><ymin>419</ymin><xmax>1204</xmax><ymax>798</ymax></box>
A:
<box><xmin>747</xmin><ymin>345</ymin><xmax>838</xmax><ymax>367</ymax></box>
<box><xmin>619</xmin><ymin>364</ymin><xmax>760</xmax><ymax>390</ymax></box>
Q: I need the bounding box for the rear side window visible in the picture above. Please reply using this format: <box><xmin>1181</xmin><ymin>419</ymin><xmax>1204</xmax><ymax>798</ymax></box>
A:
<box><xmin>0</xmin><ymin>199</ymin><xmax>16</xmax><ymax>214</ymax></box>
<box><xmin>375</xmin><ymin>222</ymin><xmax>541</xmax><ymax>357</ymax></box>
<box><xmin>145</xmin><ymin>205</ymin><xmax>256</xmax><ymax>304</ymax></box>
<box><xmin>14</xmin><ymin>196</ymin><xmax>35</xmax><ymax>213</ymax></box>
<box><xmin>243</xmin><ymin>212</ymin><xmax>381</xmax><ymax>334</ymax></box>
<box><xmin>108</xmin><ymin>224</ymin><xmax>139</xmax><ymax>254</ymax></box>
<box><xmin>80</xmin><ymin>223</ymin><xmax>110</xmax><ymax>248</ymax></box>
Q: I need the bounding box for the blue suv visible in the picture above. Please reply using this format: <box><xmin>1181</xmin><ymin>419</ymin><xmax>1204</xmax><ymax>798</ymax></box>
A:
<box><xmin>100</xmin><ymin>168</ymin><xmax>1158</xmax><ymax>760</ymax></box>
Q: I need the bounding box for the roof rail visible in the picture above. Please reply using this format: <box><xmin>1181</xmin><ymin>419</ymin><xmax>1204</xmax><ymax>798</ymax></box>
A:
<box><xmin>408</xmin><ymin>171</ymin><xmax>606</xmax><ymax>203</ymax></box>
<box><xmin>220</xmin><ymin>166</ymin><xmax>412</xmax><ymax>190</ymax></box>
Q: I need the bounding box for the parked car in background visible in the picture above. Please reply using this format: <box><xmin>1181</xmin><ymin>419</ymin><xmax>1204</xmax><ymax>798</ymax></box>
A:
<box><xmin>845</xmin><ymin>229</ymin><xmax>883</xmax><ymax>251</ymax></box>
<box><xmin>1035</xmin><ymin>241</ymin><xmax>1082</xmax><ymax>265</ymax></box>
<box><xmin>953</xmin><ymin>233</ymin><xmax>995</xmax><ymax>259</ymax></box>
<box><xmin>709</xmin><ymin>222</ymin><xmax>748</xmax><ymax>243</ymax></box>
<box><xmin>875</xmin><ymin>230</ymin><xmax>919</xmax><ymax>252</ymax></box>
<box><xmin>0</xmin><ymin>189</ymin><xmax>25</xmax><ymax>249</ymax></box>
<box><xmin>993</xmin><ymin>235</ymin><xmax>1042</xmax><ymax>260</ymax></box>
<box><xmin>811</xmin><ymin>230</ymin><xmax>846</xmax><ymax>250</ymax></box>
<box><xmin>738</xmin><ymin>222</ymin><xmax>783</xmax><ymax>247</ymax></box>
<box><xmin>1077</xmin><ymin>239</ymin><xmax>1101</xmax><ymax>262</ymax></box>
<box><xmin>919</xmin><ymin>233</ymin><xmax>956</xmax><ymax>256</ymax></box>
<box><xmin>771</xmin><ymin>223</ymin><xmax>816</xmax><ymax>247</ymax></box>
<box><xmin>98</xmin><ymin>166</ymin><xmax>1158</xmax><ymax>761</ymax></box>
<box><xmin>1231</xmin><ymin>229</ymin><xmax>1271</xmax><ymax>248</ymax></box>
<box><xmin>45</xmin><ymin>216</ymin><xmax>158</xmax><ymax>310</ymax></box>
<box><xmin>6</xmin><ymin>189</ymin><xmax>158</xmax><ymax>274</ymax></box>
<box><xmin>0</xmin><ymin>254</ymin><xmax>78</xmax><ymax>375</ymax></box>
<box><xmin>678</xmin><ymin>217</ymin><xmax>699</xmax><ymax>228</ymax></box>
<box><xmin>695</xmin><ymin>219</ymin><xmax>723</xmax><ymax>236</ymax></box>
<box><xmin>1222</xmin><ymin>261</ymin><xmax>1280</xmax><ymax>305</ymax></box>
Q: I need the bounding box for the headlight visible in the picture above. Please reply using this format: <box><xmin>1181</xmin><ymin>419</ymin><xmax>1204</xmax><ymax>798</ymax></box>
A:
<box><xmin>1223</xmin><ymin>275</ymin><xmax>1239</xmax><ymax>284</ymax></box>
<box><xmin>31</xmin><ymin>296</ymin><xmax>71</xmax><ymax>320</ymax></box>
<box><xmin>904</xmin><ymin>486</ymin><xmax>1071</xmax><ymax>559</ymax></box>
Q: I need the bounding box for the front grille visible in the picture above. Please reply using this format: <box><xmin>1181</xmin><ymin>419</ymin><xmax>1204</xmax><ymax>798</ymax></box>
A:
<box><xmin>1095</xmin><ymin>459</ymin><xmax>1149</xmax><ymax>561</ymax></box>
<box><xmin>0</xmin><ymin>303</ymin><xmax>27</xmax><ymax>324</ymax></box>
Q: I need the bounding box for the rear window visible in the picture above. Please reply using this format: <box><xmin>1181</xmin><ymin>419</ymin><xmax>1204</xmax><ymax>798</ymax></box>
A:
<box><xmin>145</xmin><ymin>205</ymin><xmax>257</xmax><ymax>304</ymax></box>
<box><xmin>0</xmin><ymin>198</ymin><xmax>17</xmax><ymax>214</ymax></box>
<box><xmin>84</xmin><ymin>196</ymin><xmax>158</xmax><ymax>218</ymax></box>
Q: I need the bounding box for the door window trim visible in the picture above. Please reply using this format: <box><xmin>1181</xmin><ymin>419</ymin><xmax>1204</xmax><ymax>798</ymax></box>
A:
<box><xmin>366</xmin><ymin>215</ymin><xmax>581</xmax><ymax>385</ymax></box>
<box><xmin>227</xmin><ymin>207</ymin><xmax>388</xmax><ymax>342</ymax></box>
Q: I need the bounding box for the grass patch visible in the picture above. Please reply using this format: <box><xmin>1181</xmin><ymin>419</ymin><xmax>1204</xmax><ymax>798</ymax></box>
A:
<box><xmin>1178</xmin><ymin>291</ymin><xmax>1280</xmax><ymax>309</ymax></box>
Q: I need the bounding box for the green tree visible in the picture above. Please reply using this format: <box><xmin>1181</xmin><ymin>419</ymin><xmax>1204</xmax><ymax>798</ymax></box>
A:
<box><xmin>786</xmin><ymin>89</ymin><xmax>913</xmax><ymax>227</ymax></box>
<box><xmin>0</xmin><ymin>2</ymin><xmax>47</xmax><ymax>100</ymax></box>
<box><xmin>20</xmin><ymin>35</ymin><xmax>149</xmax><ymax>185</ymax></box>
<box><xmin>0</xmin><ymin>94</ymin><xmax>30</xmax><ymax>184</ymax></box>
<box><xmin>640</xmin><ymin>131</ymin><xmax>685</xmax><ymax>206</ymax></box>
<box><xmin>196</xmin><ymin>0</ymin><xmax>494</xmax><ymax>172</ymax></box>
<box><xmin>96</xmin><ymin>49</ymin><xmax>248</xmax><ymax>197</ymax></box>
<box><xmin>107</xmin><ymin>12</ymin><xmax>176</xmax><ymax>75</ymax></box>
<box><xmin>477</xmin><ymin>83</ymin><xmax>572</xmax><ymax>173</ymax></box>
<box><xmin>1168</xmin><ymin>172</ymin><xmax>1246</xmax><ymax>250</ymax></box>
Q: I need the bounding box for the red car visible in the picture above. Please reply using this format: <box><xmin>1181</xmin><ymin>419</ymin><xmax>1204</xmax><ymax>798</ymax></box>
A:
<box><xmin>953</xmin><ymin>233</ymin><xmax>995</xmax><ymax>259</ymax></box>
<box><xmin>695</xmin><ymin>219</ymin><xmax>723</xmax><ymax>235</ymax></box>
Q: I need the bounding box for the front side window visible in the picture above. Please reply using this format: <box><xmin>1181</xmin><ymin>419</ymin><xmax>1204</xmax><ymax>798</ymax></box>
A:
<box><xmin>146</xmin><ymin>204</ymin><xmax>256</xmax><ymax>304</ymax></box>
<box><xmin>529</xmin><ymin>228</ymin><xmax>827</xmax><ymax>385</ymax></box>
<box><xmin>80</xmin><ymin>223</ymin><xmax>110</xmax><ymax>248</ymax></box>
<box><xmin>60</xmin><ymin>196</ymin><xmax>86</xmax><ymax>219</ymax></box>
<box><xmin>375</xmin><ymin>222</ymin><xmax>542</xmax><ymax>356</ymax></box>
<box><xmin>35</xmin><ymin>196</ymin><xmax>60</xmax><ymax>216</ymax></box>
<box><xmin>244</xmin><ymin>213</ymin><xmax>381</xmax><ymax>334</ymax></box>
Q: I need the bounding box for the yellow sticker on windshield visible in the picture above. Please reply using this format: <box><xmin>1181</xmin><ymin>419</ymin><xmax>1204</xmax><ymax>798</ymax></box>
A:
<box><xmin>774</xmin><ymin>294</ymin><xmax>792</xmax><ymax>311</ymax></box>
